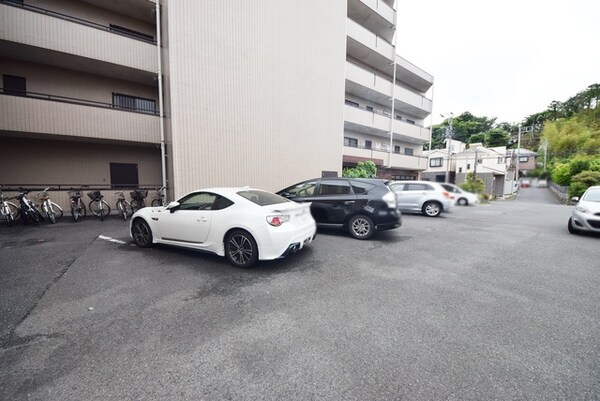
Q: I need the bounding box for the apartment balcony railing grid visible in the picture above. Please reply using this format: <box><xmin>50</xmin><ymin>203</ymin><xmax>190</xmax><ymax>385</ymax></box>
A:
<box><xmin>344</xmin><ymin>100</ymin><xmax>423</xmax><ymax>128</ymax></box>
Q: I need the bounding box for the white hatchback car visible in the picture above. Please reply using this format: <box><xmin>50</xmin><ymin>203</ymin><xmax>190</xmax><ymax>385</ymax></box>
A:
<box><xmin>440</xmin><ymin>183</ymin><xmax>479</xmax><ymax>206</ymax></box>
<box><xmin>130</xmin><ymin>187</ymin><xmax>317</xmax><ymax>268</ymax></box>
<box><xmin>568</xmin><ymin>185</ymin><xmax>600</xmax><ymax>235</ymax></box>
<box><xmin>389</xmin><ymin>181</ymin><xmax>452</xmax><ymax>217</ymax></box>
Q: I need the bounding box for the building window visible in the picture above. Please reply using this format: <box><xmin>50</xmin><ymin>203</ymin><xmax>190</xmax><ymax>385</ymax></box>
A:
<box><xmin>366</xmin><ymin>106</ymin><xmax>374</xmax><ymax>112</ymax></box>
<box><xmin>3</xmin><ymin>75</ymin><xmax>26</xmax><ymax>96</ymax></box>
<box><xmin>430</xmin><ymin>157</ymin><xmax>443</xmax><ymax>167</ymax></box>
<box><xmin>394</xmin><ymin>145</ymin><xmax>401</xmax><ymax>154</ymax></box>
<box><xmin>404</xmin><ymin>148</ymin><xmax>414</xmax><ymax>156</ymax></box>
<box><xmin>109</xmin><ymin>24</ymin><xmax>154</xmax><ymax>42</ymax></box>
<box><xmin>112</xmin><ymin>93</ymin><xmax>156</xmax><ymax>113</ymax></box>
<box><xmin>365</xmin><ymin>140</ymin><xmax>372</xmax><ymax>149</ymax></box>
<box><xmin>406</xmin><ymin>119</ymin><xmax>416</xmax><ymax>125</ymax></box>
<box><xmin>110</xmin><ymin>163</ymin><xmax>139</xmax><ymax>188</ymax></box>
<box><xmin>467</xmin><ymin>163</ymin><xmax>471</xmax><ymax>170</ymax></box>
<box><xmin>345</xmin><ymin>99</ymin><xmax>359</xmax><ymax>107</ymax></box>
<box><xmin>519</xmin><ymin>156</ymin><xmax>529</xmax><ymax>162</ymax></box>
<box><xmin>395</xmin><ymin>115</ymin><xmax>402</xmax><ymax>120</ymax></box>
<box><xmin>344</xmin><ymin>137</ymin><xmax>358</xmax><ymax>147</ymax></box>
<box><xmin>459</xmin><ymin>167</ymin><xmax>463</xmax><ymax>173</ymax></box>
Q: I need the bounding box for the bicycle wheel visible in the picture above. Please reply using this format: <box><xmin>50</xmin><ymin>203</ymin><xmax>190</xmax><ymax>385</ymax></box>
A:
<box><xmin>117</xmin><ymin>200</ymin><xmax>127</xmax><ymax>221</ymax></box>
<box><xmin>7</xmin><ymin>201</ymin><xmax>20</xmax><ymax>220</ymax></box>
<box><xmin>71</xmin><ymin>203</ymin><xmax>80</xmax><ymax>222</ymax></box>
<box><xmin>151</xmin><ymin>198</ymin><xmax>163</xmax><ymax>207</ymax></box>
<box><xmin>1</xmin><ymin>204</ymin><xmax>14</xmax><ymax>227</ymax></box>
<box><xmin>41</xmin><ymin>201</ymin><xmax>56</xmax><ymax>224</ymax></box>
<box><xmin>89</xmin><ymin>200</ymin><xmax>101</xmax><ymax>217</ymax></box>
<box><xmin>131</xmin><ymin>199</ymin><xmax>142</xmax><ymax>213</ymax></box>
<box><xmin>51</xmin><ymin>201</ymin><xmax>63</xmax><ymax>219</ymax></box>
<box><xmin>99</xmin><ymin>200</ymin><xmax>111</xmax><ymax>221</ymax></box>
<box><xmin>78</xmin><ymin>200</ymin><xmax>87</xmax><ymax>218</ymax></box>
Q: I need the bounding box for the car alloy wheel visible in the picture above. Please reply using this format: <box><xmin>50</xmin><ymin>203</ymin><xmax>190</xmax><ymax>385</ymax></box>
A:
<box><xmin>348</xmin><ymin>215</ymin><xmax>375</xmax><ymax>240</ymax></box>
<box><xmin>457</xmin><ymin>198</ymin><xmax>468</xmax><ymax>206</ymax></box>
<box><xmin>423</xmin><ymin>201</ymin><xmax>442</xmax><ymax>217</ymax></box>
<box><xmin>132</xmin><ymin>218</ymin><xmax>153</xmax><ymax>247</ymax></box>
<box><xmin>225</xmin><ymin>230</ymin><xmax>258</xmax><ymax>268</ymax></box>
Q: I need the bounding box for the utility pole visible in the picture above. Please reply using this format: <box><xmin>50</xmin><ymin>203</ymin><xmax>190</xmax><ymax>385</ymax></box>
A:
<box><xmin>441</xmin><ymin>113</ymin><xmax>454</xmax><ymax>183</ymax></box>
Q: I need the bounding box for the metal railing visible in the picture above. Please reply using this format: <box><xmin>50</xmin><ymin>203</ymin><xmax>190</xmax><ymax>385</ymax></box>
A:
<box><xmin>1</xmin><ymin>0</ymin><xmax>156</xmax><ymax>44</ymax></box>
<box><xmin>1</xmin><ymin>89</ymin><xmax>159</xmax><ymax>116</ymax></box>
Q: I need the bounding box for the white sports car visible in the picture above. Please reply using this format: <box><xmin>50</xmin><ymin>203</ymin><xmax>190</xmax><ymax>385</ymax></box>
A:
<box><xmin>130</xmin><ymin>187</ymin><xmax>317</xmax><ymax>268</ymax></box>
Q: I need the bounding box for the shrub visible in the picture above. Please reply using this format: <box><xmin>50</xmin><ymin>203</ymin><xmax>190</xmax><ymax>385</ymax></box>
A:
<box><xmin>459</xmin><ymin>172</ymin><xmax>484</xmax><ymax>194</ymax></box>
<box><xmin>569</xmin><ymin>170</ymin><xmax>600</xmax><ymax>198</ymax></box>
<box><xmin>342</xmin><ymin>160</ymin><xmax>377</xmax><ymax>178</ymax></box>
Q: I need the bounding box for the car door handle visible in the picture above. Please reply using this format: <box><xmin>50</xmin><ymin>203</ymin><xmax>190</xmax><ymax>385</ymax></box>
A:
<box><xmin>344</xmin><ymin>201</ymin><xmax>355</xmax><ymax>205</ymax></box>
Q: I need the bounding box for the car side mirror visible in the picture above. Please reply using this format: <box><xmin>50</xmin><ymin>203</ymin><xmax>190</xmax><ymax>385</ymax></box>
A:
<box><xmin>166</xmin><ymin>201</ymin><xmax>180</xmax><ymax>213</ymax></box>
<box><xmin>570</xmin><ymin>197</ymin><xmax>579</xmax><ymax>204</ymax></box>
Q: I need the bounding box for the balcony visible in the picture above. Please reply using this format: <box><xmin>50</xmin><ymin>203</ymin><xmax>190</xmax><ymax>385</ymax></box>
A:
<box><xmin>343</xmin><ymin>145</ymin><xmax>428</xmax><ymax>171</ymax></box>
<box><xmin>346</xmin><ymin>20</ymin><xmax>434</xmax><ymax>93</ymax></box>
<box><xmin>345</xmin><ymin>61</ymin><xmax>432</xmax><ymax>119</ymax></box>
<box><xmin>348</xmin><ymin>0</ymin><xmax>396</xmax><ymax>42</ymax></box>
<box><xmin>0</xmin><ymin>92</ymin><xmax>160</xmax><ymax>144</ymax></box>
<box><xmin>0</xmin><ymin>2</ymin><xmax>157</xmax><ymax>84</ymax></box>
<box><xmin>344</xmin><ymin>104</ymin><xmax>430</xmax><ymax>144</ymax></box>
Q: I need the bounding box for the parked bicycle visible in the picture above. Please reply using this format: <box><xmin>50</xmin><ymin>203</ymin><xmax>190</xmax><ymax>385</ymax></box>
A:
<box><xmin>38</xmin><ymin>187</ymin><xmax>63</xmax><ymax>224</ymax></box>
<box><xmin>130</xmin><ymin>189</ymin><xmax>148</xmax><ymax>213</ymax></box>
<box><xmin>16</xmin><ymin>187</ymin><xmax>43</xmax><ymax>225</ymax></box>
<box><xmin>151</xmin><ymin>186</ymin><xmax>166</xmax><ymax>207</ymax></box>
<box><xmin>0</xmin><ymin>187</ymin><xmax>20</xmax><ymax>227</ymax></box>
<box><xmin>68</xmin><ymin>188</ymin><xmax>86</xmax><ymax>222</ymax></box>
<box><xmin>115</xmin><ymin>189</ymin><xmax>132</xmax><ymax>221</ymax></box>
<box><xmin>88</xmin><ymin>190</ymin><xmax>111</xmax><ymax>221</ymax></box>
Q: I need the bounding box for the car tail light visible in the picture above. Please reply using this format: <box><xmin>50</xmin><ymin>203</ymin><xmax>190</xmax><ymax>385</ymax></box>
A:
<box><xmin>383</xmin><ymin>191</ymin><xmax>397</xmax><ymax>208</ymax></box>
<box><xmin>442</xmin><ymin>191</ymin><xmax>451</xmax><ymax>199</ymax></box>
<box><xmin>266</xmin><ymin>213</ymin><xmax>289</xmax><ymax>226</ymax></box>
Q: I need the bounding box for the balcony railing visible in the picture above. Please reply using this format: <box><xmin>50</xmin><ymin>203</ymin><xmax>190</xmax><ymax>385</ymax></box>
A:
<box><xmin>0</xmin><ymin>89</ymin><xmax>159</xmax><ymax>115</ymax></box>
<box><xmin>1</xmin><ymin>0</ymin><xmax>156</xmax><ymax>44</ymax></box>
<box><xmin>343</xmin><ymin>144</ymin><xmax>428</xmax><ymax>170</ymax></box>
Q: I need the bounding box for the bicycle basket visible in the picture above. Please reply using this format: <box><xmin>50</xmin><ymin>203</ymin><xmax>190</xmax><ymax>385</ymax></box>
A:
<box><xmin>130</xmin><ymin>189</ymin><xmax>148</xmax><ymax>199</ymax></box>
<box><xmin>38</xmin><ymin>191</ymin><xmax>49</xmax><ymax>200</ymax></box>
<box><xmin>87</xmin><ymin>190</ymin><xmax>102</xmax><ymax>200</ymax></box>
<box><xmin>68</xmin><ymin>190</ymin><xmax>80</xmax><ymax>198</ymax></box>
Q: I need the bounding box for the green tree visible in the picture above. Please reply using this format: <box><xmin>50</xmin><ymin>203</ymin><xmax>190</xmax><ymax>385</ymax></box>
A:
<box><xmin>342</xmin><ymin>160</ymin><xmax>377</xmax><ymax>178</ymax></box>
<box><xmin>459</xmin><ymin>172</ymin><xmax>484</xmax><ymax>194</ymax></box>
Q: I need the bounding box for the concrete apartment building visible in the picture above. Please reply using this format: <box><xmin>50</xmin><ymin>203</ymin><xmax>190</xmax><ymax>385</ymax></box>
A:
<box><xmin>0</xmin><ymin>0</ymin><xmax>432</xmax><ymax>206</ymax></box>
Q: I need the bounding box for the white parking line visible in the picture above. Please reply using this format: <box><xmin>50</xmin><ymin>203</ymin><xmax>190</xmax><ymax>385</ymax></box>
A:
<box><xmin>98</xmin><ymin>235</ymin><xmax>127</xmax><ymax>245</ymax></box>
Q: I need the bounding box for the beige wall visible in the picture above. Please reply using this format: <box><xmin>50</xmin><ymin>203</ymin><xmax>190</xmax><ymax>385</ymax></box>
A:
<box><xmin>0</xmin><ymin>137</ymin><xmax>161</xmax><ymax>209</ymax></box>
<box><xmin>163</xmin><ymin>1</ymin><xmax>346</xmax><ymax>197</ymax></box>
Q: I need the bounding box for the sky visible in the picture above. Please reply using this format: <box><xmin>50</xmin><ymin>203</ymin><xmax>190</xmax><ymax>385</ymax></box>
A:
<box><xmin>396</xmin><ymin>0</ymin><xmax>600</xmax><ymax>126</ymax></box>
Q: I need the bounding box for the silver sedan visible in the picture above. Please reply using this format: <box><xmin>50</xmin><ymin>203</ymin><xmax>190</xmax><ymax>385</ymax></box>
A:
<box><xmin>568</xmin><ymin>185</ymin><xmax>600</xmax><ymax>234</ymax></box>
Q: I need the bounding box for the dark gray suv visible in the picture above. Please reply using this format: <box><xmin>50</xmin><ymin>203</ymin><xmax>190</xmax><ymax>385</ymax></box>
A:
<box><xmin>277</xmin><ymin>178</ymin><xmax>401</xmax><ymax>240</ymax></box>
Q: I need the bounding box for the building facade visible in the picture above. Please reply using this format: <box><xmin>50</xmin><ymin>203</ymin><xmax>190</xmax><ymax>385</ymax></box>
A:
<box><xmin>1</xmin><ymin>0</ymin><xmax>431</xmax><ymax>206</ymax></box>
<box><xmin>342</xmin><ymin>0</ymin><xmax>434</xmax><ymax>180</ymax></box>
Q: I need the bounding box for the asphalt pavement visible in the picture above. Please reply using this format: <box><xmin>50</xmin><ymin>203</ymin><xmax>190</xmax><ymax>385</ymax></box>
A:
<box><xmin>1</xmin><ymin>187</ymin><xmax>599</xmax><ymax>401</ymax></box>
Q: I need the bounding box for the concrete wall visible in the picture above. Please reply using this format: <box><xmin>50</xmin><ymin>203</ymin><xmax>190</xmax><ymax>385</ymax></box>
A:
<box><xmin>163</xmin><ymin>1</ymin><xmax>346</xmax><ymax>197</ymax></box>
<box><xmin>0</xmin><ymin>137</ymin><xmax>162</xmax><ymax>208</ymax></box>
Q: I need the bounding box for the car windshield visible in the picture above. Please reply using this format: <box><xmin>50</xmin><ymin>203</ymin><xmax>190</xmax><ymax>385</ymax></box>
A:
<box><xmin>582</xmin><ymin>188</ymin><xmax>600</xmax><ymax>202</ymax></box>
<box><xmin>237</xmin><ymin>190</ymin><xmax>290</xmax><ymax>206</ymax></box>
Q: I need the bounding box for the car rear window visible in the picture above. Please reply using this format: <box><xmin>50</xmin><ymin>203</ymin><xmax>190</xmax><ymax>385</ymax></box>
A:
<box><xmin>237</xmin><ymin>190</ymin><xmax>290</xmax><ymax>206</ymax></box>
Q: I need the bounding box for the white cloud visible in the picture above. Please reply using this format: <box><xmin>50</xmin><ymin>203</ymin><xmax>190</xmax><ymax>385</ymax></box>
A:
<box><xmin>397</xmin><ymin>0</ymin><xmax>600</xmax><ymax>125</ymax></box>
